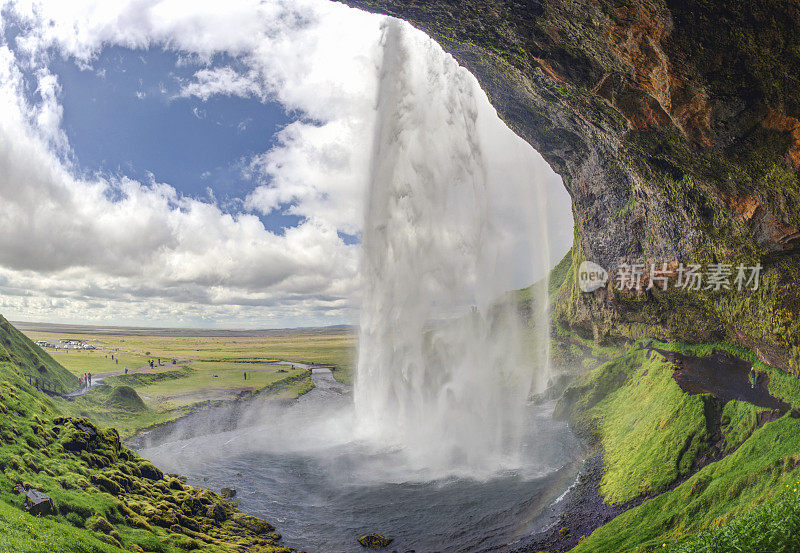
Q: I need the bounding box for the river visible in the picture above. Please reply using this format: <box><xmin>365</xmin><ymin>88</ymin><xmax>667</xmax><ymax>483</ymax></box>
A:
<box><xmin>139</xmin><ymin>369</ymin><xmax>582</xmax><ymax>553</ymax></box>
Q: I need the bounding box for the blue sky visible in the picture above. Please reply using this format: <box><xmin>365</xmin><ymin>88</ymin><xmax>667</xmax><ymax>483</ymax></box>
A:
<box><xmin>49</xmin><ymin>47</ymin><xmax>304</xmax><ymax>233</ymax></box>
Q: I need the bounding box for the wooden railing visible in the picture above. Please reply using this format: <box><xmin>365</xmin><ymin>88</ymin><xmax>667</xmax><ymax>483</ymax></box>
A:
<box><xmin>23</xmin><ymin>374</ymin><xmax>66</xmax><ymax>396</ymax></box>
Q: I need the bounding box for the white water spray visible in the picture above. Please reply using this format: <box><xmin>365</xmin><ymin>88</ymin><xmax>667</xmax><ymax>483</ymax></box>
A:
<box><xmin>355</xmin><ymin>20</ymin><xmax>554</xmax><ymax>477</ymax></box>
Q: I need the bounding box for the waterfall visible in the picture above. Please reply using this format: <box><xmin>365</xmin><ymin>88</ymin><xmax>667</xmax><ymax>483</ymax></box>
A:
<box><xmin>355</xmin><ymin>19</ymin><xmax>552</xmax><ymax>477</ymax></box>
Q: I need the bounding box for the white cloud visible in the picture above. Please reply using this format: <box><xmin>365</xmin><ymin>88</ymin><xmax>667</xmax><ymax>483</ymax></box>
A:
<box><xmin>0</xmin><ymin>0</ymin><xmax>572</xmax><ymax>328</ymax></box>
<box><xmin>179</xmin><ymin>66</ymin><xmax>264</xmax><ymax>101</ymax></box>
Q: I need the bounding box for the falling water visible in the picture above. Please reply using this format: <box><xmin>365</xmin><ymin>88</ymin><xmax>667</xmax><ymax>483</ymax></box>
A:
<box><xmin>355</xmin><ymin>19</ymin><xmax>553</xmax><ymax>477</ymax></box>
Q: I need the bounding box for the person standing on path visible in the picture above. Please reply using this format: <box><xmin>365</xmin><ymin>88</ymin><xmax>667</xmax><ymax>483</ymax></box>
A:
<box><xmin>750</xmin><ymin>367</ymin><xmax>757</xmax><ymax>389</ymax></box>
<box><xmin>88</xmin><ymin>372</ymin><xmax>92</xmax><ymax>386</ymax></box>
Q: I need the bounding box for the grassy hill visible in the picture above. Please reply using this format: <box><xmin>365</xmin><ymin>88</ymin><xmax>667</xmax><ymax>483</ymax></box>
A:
<box><xmin>0</xmin><ymin>315</ymin><xmax>78</xmax><ymax>393</ymax></box>
<box><xmin>0</xmin><ymin>315</ymin><xmax>293</xmax><ymax>553</ymax></box>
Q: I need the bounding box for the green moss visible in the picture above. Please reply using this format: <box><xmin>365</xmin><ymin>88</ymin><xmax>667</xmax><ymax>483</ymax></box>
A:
<box><xmin>613</xmin><ymin>195</ymin><xmax>636</xmax><ymax>219</ymax></box>
<box><xmin>720</xmin><ymin>401</ymin><xmax>764</xmax><ymax>452</ymax></box>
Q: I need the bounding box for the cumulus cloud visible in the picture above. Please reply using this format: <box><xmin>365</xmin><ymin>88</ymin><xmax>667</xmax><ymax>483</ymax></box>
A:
<box><xmin>0</xmin><ymin>0</ymin><xmax>572</xmax><ymax>328</ymax></box>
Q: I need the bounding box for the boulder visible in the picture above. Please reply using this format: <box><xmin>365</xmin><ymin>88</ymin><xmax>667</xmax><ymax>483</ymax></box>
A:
<box><xmin>357</xmin><ymin>534</ymin><xmax>394</xmax><ymax>548</ymax></box>
<box><xmin>24</xmin><ymin>489</ymin><xmax>53</xmax><ymax>516</ymax></box>
<box><xmin>220</xmin><ymin>487</ymin><xmax>236</xmax><ymax>499</ymax></box>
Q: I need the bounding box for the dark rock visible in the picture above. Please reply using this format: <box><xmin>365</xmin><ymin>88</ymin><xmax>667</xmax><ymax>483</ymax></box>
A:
<box><xmin>76</xmin><ymin>422</ymin><xmax>97</xmax><ymax>436</ymax></box>
<box><xmin>358</xmin><ymin>534</ymin><xmax>394</xmax><ymax>548</ymax></box>
<box><xmin>24</xmin><ymin>490</ymin><xmax>53</xmax><ymax>516</ymax></box>
<box><xmin>220</xmin><ymin>487</ymin><xmax>237</xmax><ymax>499</ymax></box>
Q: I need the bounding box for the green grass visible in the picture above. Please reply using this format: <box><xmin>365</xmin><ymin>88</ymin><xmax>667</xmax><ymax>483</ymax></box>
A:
<box><xmin>135</xmin><ymin>361</ymin><xmax>307</xmax><ymax>408</ymax></box>
<box><xmin>571</xmin><ymin>414</ymin><xmax>800</xmax><ymax>552</ymax></box>
<box><xmin>18</xmin><ymin>328</ymin><xmax>355</xmax><ymax>435</ymax></box>
<box><xmin>14</xmin><ymin>327</ymin><xmax>351</xmax><ymax>438</ymax></box>
<box><xmin>594</xmin><ymin>350</ymin><xmax>709</xmax><ymax>503</ymax></box>
<box><xmin>37</xmin><ymin>349</ymin><xmax>152</xmax><ymax>377</ymax></box>
<box><xmin>720</xmin><ymin>400</ymin><xmax>765</xmax><ymax>452</ymax></box>
<box><xmin>104</xmin><ymin>367</ymin><xmax>193</xmax><ymax>387</ymax></box>
<box><xmin>0</xmin><ymin>498</ymin><xmax>126</xmax><ymax>553</ymax></box>
<box><xmin>556</xmin><ymin>348</ymin><xmax>709</xmax><ymax>503</ymax></box>
<box><xmin>670</xmin><ymin>483</ymin><xmax>800</xmax><ymax>553</ymax></box>
<box><xmin>0</xmin><ymin>316</ymin><xmax>78</xmax><ymax>392</ymax></box>
<box><xmin>64</xmin><ymin>364</ymin><xmax>315</xmax><ymax>438</ymax></box>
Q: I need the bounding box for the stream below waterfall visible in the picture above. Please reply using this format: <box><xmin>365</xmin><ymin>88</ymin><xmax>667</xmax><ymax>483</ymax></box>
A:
<box><xmin>139</xmin><ymin>370</ymin><xmax>582</xmax><ymax>553</ymax></box>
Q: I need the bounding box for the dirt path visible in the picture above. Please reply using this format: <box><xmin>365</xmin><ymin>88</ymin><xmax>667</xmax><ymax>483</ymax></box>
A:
<box><xmin>65</xmin><ymin>376</ymin><xmax>105</xmax><ymax>398</ymax></box>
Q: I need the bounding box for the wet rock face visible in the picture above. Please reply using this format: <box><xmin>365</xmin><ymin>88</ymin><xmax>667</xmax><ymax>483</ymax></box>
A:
<box><xmin>340</xmin><ymin>0</ymin><xmax>800</xmax><ymax>369</ymax></box>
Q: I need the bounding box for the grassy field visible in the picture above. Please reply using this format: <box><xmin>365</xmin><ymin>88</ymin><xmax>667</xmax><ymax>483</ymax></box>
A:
<box><xmin>20</xmin><ymin>328</ymin><xmax>356</xmax><ymax>438</ymax></box>
<box><xmin>106</xmin><ymin>361</ymin><xmax>313</xmax><ymax>409</ymax></box>
<box><xmin>22</xmin><ymin>330</ymin><xmax>356</xmax><ymax>382</ymax></box>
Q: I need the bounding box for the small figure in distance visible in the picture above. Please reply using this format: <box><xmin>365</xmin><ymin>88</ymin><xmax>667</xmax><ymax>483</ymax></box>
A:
<box><xmin>750</xmin><ymin>367</ymin><xmax>757</xmax><ymax>389</ymax></box>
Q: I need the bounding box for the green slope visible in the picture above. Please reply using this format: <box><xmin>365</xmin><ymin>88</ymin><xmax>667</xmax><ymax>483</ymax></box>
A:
<box><xmin>0</xmin><ymin>315</ymin><xmax>292</xmax><ymax>553</ymax></box>
<box><xmin>0</xmin><ymin>315</ymin><xmax>78</xmax><ymax>393</ymax></box>
<box><xmin>557</xmin><ymin>343</ymin><xmax>800</xmax><ymax>552</ymax></box>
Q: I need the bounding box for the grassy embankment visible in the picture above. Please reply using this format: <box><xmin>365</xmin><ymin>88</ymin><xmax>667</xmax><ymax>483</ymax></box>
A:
<box><xmin>0</xmin><ymin>315</ymin><xmax>294</xmax><ymax>553</ymax></box>
<box><xmin>21</xmin><ymin>330</ymin><xmax>356</xmax><ymax>438</ymax></box>
<box><xmin>553</xmin><ymin>338</ymin><xmax>800</xmax><ymax>552</ymax></box>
